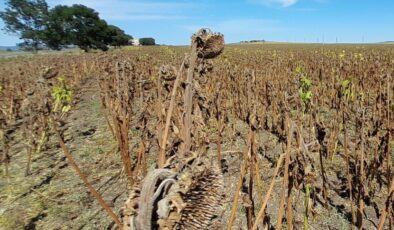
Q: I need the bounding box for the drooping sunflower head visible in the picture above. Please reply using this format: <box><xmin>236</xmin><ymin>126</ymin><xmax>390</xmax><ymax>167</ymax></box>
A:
<box><xmin>192</xmin><ymin>28</ymin><xmax>224</xmax><ymax>59</ymax></box>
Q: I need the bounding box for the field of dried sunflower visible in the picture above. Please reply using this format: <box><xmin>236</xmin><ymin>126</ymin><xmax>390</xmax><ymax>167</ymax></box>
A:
<box><xmin>0</xmin><ymin>30</ymin><xmax>393</xmax><ymax>229</ymax></box>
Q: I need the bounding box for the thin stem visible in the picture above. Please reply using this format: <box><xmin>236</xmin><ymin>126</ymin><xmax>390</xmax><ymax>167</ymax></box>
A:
<box><xmin>183</xmin><ymin>45</ymin><xmax>198</xmax><ymax>156</ymax></box>
<box><xmin>227</xmin><ymin>160</ymin><xmax>247</xmax><ymax>230</ymax></box>
<box><xmin>304</xmin><ymin>184</ymin><xmax>311</xmax><ymax>230</ymax></box>
<box><xmin>377</xmin><ymin>177</ymin><xmax>394</xmax><ymax>230</ymax></box>
<box><xmin>252</xmin><ymin>154</ymin><xmax>285</xmax><ymax>230</ymax></box>
<box><xmin>158</xmin><ymin>59</ymin><xmax>185</xmax><ymax>167</ymax></box>
<box><xmin>51</xmin><ymin>117</ymin><xmax>122</xmax><ymax>228</ymax></box>
<box><xmin>276</xmin><ymin>117</ymin><xmax>292</xmax><ymax>230</ymax></box>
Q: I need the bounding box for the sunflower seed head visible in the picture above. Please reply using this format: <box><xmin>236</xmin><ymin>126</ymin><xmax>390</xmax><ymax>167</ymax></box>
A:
<box><xmin>192</xmin><ymin>28</ymin><xmax>224</xmax><ymax>59</ymax></box>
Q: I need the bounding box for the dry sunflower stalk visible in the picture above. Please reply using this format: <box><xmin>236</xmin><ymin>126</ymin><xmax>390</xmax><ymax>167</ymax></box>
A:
<box><xmin>121</xmin><ymin>28</ymin><xmax>225</xmax><ymax>230</ymax></box>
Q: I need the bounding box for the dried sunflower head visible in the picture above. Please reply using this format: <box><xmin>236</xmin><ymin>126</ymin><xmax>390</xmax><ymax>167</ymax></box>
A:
<box><xmin>192</xmin><ymin>28</ymin><xmax>224</xmax><ymax>59</ymax></box>
<box><xmin>159</xmin><ymin>65</ymin><xmax>177</xmax><ymax>81</ymax></box>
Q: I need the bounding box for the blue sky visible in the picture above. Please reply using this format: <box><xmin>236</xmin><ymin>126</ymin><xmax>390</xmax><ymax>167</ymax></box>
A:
<box><xmin>0</xmin><ymin>0</ymin><xmax>393</xmax><ymax>45</ymax></box>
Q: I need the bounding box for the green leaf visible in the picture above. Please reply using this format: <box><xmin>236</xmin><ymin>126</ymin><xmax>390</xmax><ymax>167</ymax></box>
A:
<box><xmin>62</xmin><ymin>105</ymin><xmax>71</xmax><ymax>113</ymax></box>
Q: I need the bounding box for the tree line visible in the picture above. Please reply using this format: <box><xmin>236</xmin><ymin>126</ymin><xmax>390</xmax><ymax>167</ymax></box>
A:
<box><xmin>0</xmin><ymin>0</ymin><xmax>155</xmax><ymax>52</ymax></box>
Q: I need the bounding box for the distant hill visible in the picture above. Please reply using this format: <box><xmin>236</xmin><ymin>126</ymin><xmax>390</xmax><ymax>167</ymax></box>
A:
<box><xmin>240</xmin><ymin>40</ymin><xmax>267</xmax><ymax>43</ymax></box>
<box><xmin>0</xmin><ymin>46</ymin><xmax>19</xmax><ymax>51</ymax></box>
<box><xmin>379</xmin><ymin>41</ymin><xmax>394</xmax><ymax>44</ymax></box>
<box><xmin>234</xmin><ymin>40</ymin><xmax>289</xmax><ymax>45</ymax></box>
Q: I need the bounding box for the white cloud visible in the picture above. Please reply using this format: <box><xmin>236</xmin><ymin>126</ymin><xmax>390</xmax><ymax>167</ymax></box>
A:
<box><xmin>249</xmin><ymin>0</ymin><xmax>298</xmax><ymax>7</ymax></box>
<box><xmin>46</xmin><ymin>0</ymin><xmax>194</xmax><ymax>21</ymax></box>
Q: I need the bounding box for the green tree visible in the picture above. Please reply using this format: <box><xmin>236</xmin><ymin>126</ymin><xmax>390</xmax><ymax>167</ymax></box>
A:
<box><xmin>45</xmin><ymin>6</ymin><xmax>132</xmax><ymax>50</ymax></box>
<box><xmin>105</xmin><ymin>25</ymin><xmax>132</xmax><ymax>48</ymax></box>
<box><xmin>1</xmin><ymin>0</ymin><xmax>134</xmax><ymax>52</ymax></box>
<box><xmin>42</xmin><ymin>5</ymin><xmax>71</xmax><ymax>50</ymax></box>
<box><xmin>0</xmin><ymin>0</ymin><xmax>49</xmax><ymax>52</ymax></box>
<box><xmin>45</xmin><ymin>4</ymin><xmax>110</xmax><ymax>52</ymax></box>
<box><xmin>139</xmin><ymin>37</ymin><xmax>156</xmax><ymax>46</ymax></box>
